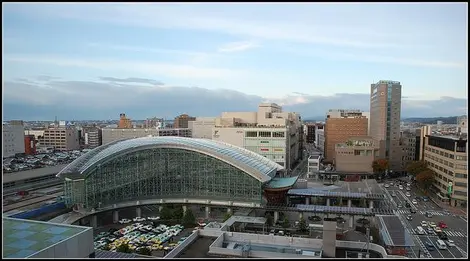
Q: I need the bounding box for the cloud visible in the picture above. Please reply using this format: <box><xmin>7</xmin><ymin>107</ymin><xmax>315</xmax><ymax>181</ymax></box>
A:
<box><xmin>99</xmin><ymin>77</ymin><xmax>164</xmax><ymax>86</ymax></box>
<box><xmin>5</xmin><ymin>54</ymin><xmax>244</xmax><ymax>79</ymax></box>
<box><xmin>217</xmin><ymin>41</ymin><xmax>259</xmax><ymax>53</ymax></box>
<box><xmin>3</xmin><ymin>77</ymin><xmax>467</xmax><ymax>120</ymax></box>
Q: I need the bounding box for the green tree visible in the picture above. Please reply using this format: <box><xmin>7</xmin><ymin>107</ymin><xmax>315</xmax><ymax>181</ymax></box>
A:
<box><xmin>298</xmin><ymin>217</ymin><xmax>307</xmax><ymax>232</ymax></box>
<box><xmin>265</xmin><ymin>213</ymin><xmax>274</xmax><ymax>228</ymax></box>
<box><xmin>117</xmin><ymin>243</ymin><xmax>132</xmax><ymax>253</ymax></box>
<box><xmin>223</xmin><ymin>213</ymin><xmax>232</xmax><ymax>222</ymax></box>
<box><xmin>160</xmin><ymin>206</ymin><xmax>173</xmax><ymax>221</ymax></box>
<box><xmin>172</xmin><ymin>206</ymin><xmax>184</xmax><ymax>221</ymax></box>
<box><xmin>416</xmin><ymin>169</ymin><xmax>435</xmax><ymax>191</ymax></box>
<box><xmin>182</xmin><ymin>208</ymin><xmax>196</xmax><ymax>227</ymax></box>
<box><xmin>137</xmin><ymin>247</ymin><xmax>152</xmax><ymax>256</ymax></box>
<box><xmin>282</xmin><ymin>216</ymin><xmax>290</xmax><ymax>228</ymax></box>
<box><xmin>406</xmin><ymin>161</ymin><xmax>428</xmax><ymax>177</ymax></box>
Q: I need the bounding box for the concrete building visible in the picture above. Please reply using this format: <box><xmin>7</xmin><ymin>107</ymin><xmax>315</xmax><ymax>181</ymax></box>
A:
<box><xmin>24</xmin><ymin>134</ymin><xmax>37</xmax><ymax>155</ymax></box>
<box><xmin>400</xmin><ymin>129</ymin><xmax>418</xmax><ymax>165</ymax></box>
<box><xmin>306</xmin><ymin>123</ymin><xmax>324</xmax><ymax>144</ymax></box>
<box><xmin>457</xmin><ymin>115</ymin><xmax>467</xmax><ymax>134</ymax></box>
<box><xmin>423</xmin><ymin>134</ymin><xmax>467</xmax><ymax>208</ymax></box>
<box><xmin>118</xmin><ymin>113</ymin><xmax>132</xmax><ymax>129</ymax></box>
<box><xmin>41</xmin><ymin>125</ymin><xmax>80</xmax><ymax>151</ymax></box>
<box><xmin>188</xmin><ymin>117</ymin><xmax>216</xmax><ymax>139</ymax></box>
<box><xmin>3</xmin><ymin>121</ymin><xmax>26</xmax><ymax>157</ymax></box>
<box><xmin>324</xmin><ymin>109</ymin><xmax>368</xmax><ymax>163</ymax></box>
<box><xmin>316</xmin><ymin>129</ymin><xmax>325</xmax><ymax>152</ymax></box>
<box><xmin>102</xmin><ymin>128</ymin><xmax>191</xmax><ymax>145</ymax></box>
<box><xmin>212</xmin><ymin>103</ymin><xmax>302</xmax><ymax>171</ymax></box>
<box><xmin>334</xmin><ymin>136</ymin><xmax>380</xmax><ymax>173</ymax></box>
<box><xmin>81</xmin><ymin>126</ymin><xmax>102</xmax><ymax>149</ymax></box>
<box><xmin>174</xmin><ymin>114</ymin><xmax>196</xmax><ymax>129</ymax></box>
<box><xmin>370</xmin><ymin>80</ymin><xmax>404</xmax><ymax>171</ymax></box>
<box><xmin>419</xmin><ymin>125</ymin><xmax>432</xmax><ymax>160</ymax></box>
<box><xmin>24</xmin><ymin>129</ymin><xmax>45</xmax><ymax>141</ymax></box>
<box><xmin>144</xmin><ymin>117</ymin><xmax>164</xmax><ymax>129</ymax></box>
<box><xmin>307</xmin><ymin>153</ymin><xmax>322</xmax><ymax>176</ymax></box>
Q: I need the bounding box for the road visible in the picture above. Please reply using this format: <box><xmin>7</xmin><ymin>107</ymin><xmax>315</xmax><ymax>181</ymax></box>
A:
<box><xmin>382</xmin><ymin>178</ymin><xmax>467</xmax><ymax>258</ymax></box>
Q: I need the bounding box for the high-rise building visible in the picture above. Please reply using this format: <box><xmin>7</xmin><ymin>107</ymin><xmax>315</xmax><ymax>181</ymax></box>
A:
<box><xmin>42</xmin><ymin>124</ymin><xmax>80</xmax><ymax>151</ymax></box>
<box><xmin>3</xmin><ymin>121</ymin><xmax>26</xmax><ymax>157</ymax></box>
<box><xmin>174</xmin><ymin>114</ymin><xmax>196</xmax><ymax>129</ymax></box>
<box><xmin>118</xmin><ymin>113</ymin><xmax>132</xmax><ymax>129</ymax></box>
<box><xmin>324</xmin><ymin>109</ymin><xmax>368</xmax><ymax>163</ymax></box>
<box><xmin>370</xmin><ymin>80</ymin><xmax>404</xmax><ymax>171</ymax></box>
<box><xmin>81</xmin><ymin>126</ymin><xmax>102</xmax><ymax>149</ymax></box>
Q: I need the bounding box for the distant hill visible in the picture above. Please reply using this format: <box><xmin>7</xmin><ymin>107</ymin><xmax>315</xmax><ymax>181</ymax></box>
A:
<box><xmin>402</xmin><ymin>116</ymin><xmax>459</xmax><ymax>124</ymax></box>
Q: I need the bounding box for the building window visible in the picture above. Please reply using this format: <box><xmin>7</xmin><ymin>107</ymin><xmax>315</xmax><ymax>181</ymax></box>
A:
<box><xmin>454</xmin><ymin>190</ymin><xmax>467</xmax><ymax>196</ymax></box>
<box><xmin>455</xmin><ymin>164</ymin><xmax>467</xmax><ymax>170</ymax></box>
<box><xmin>259</xmin><ymin>131</ymin><xmax>272</xmax><ymax>138</ymax></box>
<box><xmin>354</xmin><ymin>150</ymin><xmax>361</xmax><ymax>156</ymax></box>
<box><xmin>455</xmin><ymin>182</ymin><xmax>467</xmax><ymax>188</ymax></box>
<box><xmin>272</xmin><ymin>131</ymin><xmax>285</xmax><ymax>138</ymax></box>
<box><xmin>455</xmin><ymin>173</ymin><xmax>467</xmax><ymax>179</ymax></box>
<box><xmin>456</xmin><ymin>155</ymin><xmax>467</xmax><ymax>161</ymax></box>
<box><xmin>245</xmin><ymin>131</ymin><xmax>257</xmax><ymax>137</ymax></box>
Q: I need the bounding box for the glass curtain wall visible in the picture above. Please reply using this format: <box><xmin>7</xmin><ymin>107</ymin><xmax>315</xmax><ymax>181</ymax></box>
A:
<box><xmin>65</xmin><ymin>148</ymin><xmax>263</xmax><ymax>208</ymax></box>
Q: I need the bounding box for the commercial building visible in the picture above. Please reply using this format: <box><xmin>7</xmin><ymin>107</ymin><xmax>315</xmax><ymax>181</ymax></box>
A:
<box><xmin>57</xmin><ymin>136</ymin><xmax>294</xmax><ymax>211</ymax></box>
<box><xmin>24</xmin><ymin>135</ymin><xmax>37</xmax><ymax>155</ymax></box>
<box><xmin>3</xmin><ymin>121</ymin><xmax>26</xmax><ymax>157</ymax></box>
<box><xmin>307</xmin><ymin>153</ymin><xmax>322</xmax><ymax>176</ymax></box>
<box><xmin>81</xmin><ymin>126</ymin><xmax>102</xmax><ymax>149</ymax></box>
<box><xmin>144</xmin><ymin>117</ymin><xmax>164</xmax><ymax>129</ymax></box>
<box><xmin>418</xmin><ymin>125</ymin><xmax>432</xmax><ymax>160</ymax></box>
<box><xmin>188</xmin><ymin>117</ymin><xmax>216</xmax><ymax>139</ymax></box>
<box><xmin>316</xmin><ymin>129</ymin><xmax>325</xmax><ymax>152</ymax></box>
<box><xmin>101</xmin><ymin>128</ymin><xmax>191</xmax><ymax>145</ymax></box>
<box><xmin>400</xmin><ymin>129</ymin><xmax>419</xmax><ymax>163</ymax></box>
<box><xmin>458</xmin><ymin>115</ymin><xmax>468</xmax><ymax>134</ymax></box>
<box><xmin>3</xmin><ymin>217</ymin><xmax>94</xmax><ymax>258</ymax></box>
<box><xmin>423</xmin><ymin>134</ymin><xmax>467</xmax><ymax>207</ymax></box>
<box><xmin>41</xmin><ymin>125</ymin><xmax>80</xmax><ymax>151</ymax></box>
<box><xmin>174</xmin><ymin>114</ymin><xmax>196</xmax><ymax>128</ymax></box>
<box><xmin>118</xmin><ymin>113</ymin><xmax>132</xmax><ymax>129</ymax></box>
<box><xmin>334</xmin><ymin>137</ymin><xmax>380</xmax><ymax>173</ymax></box>
<box><xmin>369</xmin><ymin>80</ymin><xmax>404</xmax><ymax>171</ymax></box>
<box><xmin>211</xmin><ymin>103</ymin><xmax>302</xmax><ymax>171</ymax></box>
<box><xmin>306</xmin><ymin>123</ymin><xmax>324</xmax><ymax>144</ymax></box>
<box><xmin>324</xmin><ymin>109</ymin><xmax>368</xmax><ymax>163</ymax></box>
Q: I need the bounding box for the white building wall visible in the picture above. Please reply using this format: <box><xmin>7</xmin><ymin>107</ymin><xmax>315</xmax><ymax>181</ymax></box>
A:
<box><xmin>3</xmin><ymin>124</ymin><xmax>25</xmax><ymax>157</ymax></box>
<box><xmin>189</xmin><ymin>117</ymin><xmax>216</xmax><ymax>139</ymax></box>
<box><xmin>316</xmin><ymin>129</ymin><xmax>325</xmax><ymax>153</ymax></box>
<box><xmin>102</xmin><ymin>128</ymin><xmax>159</xmax><ymax>145</ymax></box>
<box><xmin>362</xmin><ymin>111</ymin><xmax>371</xmax><ymax>135</ymax></box>
<box><xmin>308</xmin><ymin>155</ymin><xmax>321</xmax><ymax>174</ymax></box>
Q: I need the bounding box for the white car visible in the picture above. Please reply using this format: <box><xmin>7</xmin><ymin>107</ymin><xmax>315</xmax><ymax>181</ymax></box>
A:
<box><xmin>406</xmin><ymin>187</ymin><xmax>411</xmax><ymax>191</ymax></box>
<box><xmin>147</xmin><ymin>216</ymin><xmax>160</xmax><ymax>221</ymax></box>
<box><xmin>412</xmin><ymin>199</ymin><xmax>418</xmax><ymax>205</ymax></box>
<box><xmin>421</xmin><ymin>221</ymin><xmax>428</xmax><ymax>227</ymax></box>
<box><xmin>133</xmin><ymin>217</ymin><xmax>146</xmax><ymax>222</ymax></box>
<box><xmin>399</xmin><ymin>185</ymin><xmax>404</xmax><ymax>190</ymax></box>
<box><xmin>119</xmin><ymin>218</ymin><xmax>132</xmax><ymax>224</ymax></box>
<box><xmin>406</xmin><ymin>192</ymin><xmax>411</xmax><ymax>197</ymax></box>
<box><xmin>384</xmin><ymin>184</ymin><xmax>390</xmax><ymax>188</ymax></box>
<box><xmin>446</xmin><ymin>240</ymin><xmax>456</xmax><ymax>247</ymax></box>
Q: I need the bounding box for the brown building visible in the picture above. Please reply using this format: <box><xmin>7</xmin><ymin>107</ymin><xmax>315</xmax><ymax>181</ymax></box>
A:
<box><xmin>335</xmin><ymin>136</ymin><xmax>380</xmax><ymax>173</ymax></box>
<box><xmin>118</xmin><ymin>113</ymin><xmax>132</xmax><ymax>129</ymax></box>
<box><xmin>369</xmin><ymin>80</ymin><xmax>404</xmax><ymax>171</ymax></box>
<box><xmin>324</xmin><ymin>110</ymin><xmax>368</xmax><ymax>163</ymax></box>
<box><xmin>174</xmin><ymin>114</ymin><xmax>196</xmax><ymax>128</ymax></box>
<box><xmin>24</xmin><ymin>134</ymin><xmax>37</xmax><ymax>155</ymax></box>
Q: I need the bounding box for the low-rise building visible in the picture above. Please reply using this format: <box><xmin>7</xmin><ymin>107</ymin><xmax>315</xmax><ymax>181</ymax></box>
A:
<box><xmin>41</xmin><ymin>125</ymin><xmax>80</xmax><ymax>151</ymax></box>
<box><xmin>188</xmin><ymin>117</ymin><xmax>216</xmax><ymax>139</ymax></box>
<box><xmin>334</xmin><ymin>137</ymin><xmax>380</xmax><ymax>173</ymax></box>
<box><xmin>3</xmin><ymin>121</ymin><xmax>26</xmax><ymax>157</ymax></box>
<box><xmin>423</xmin><ymin>134</ymin><xmax>467</xmax><ymax>208</ymax></box>
<box><xmin>81</xmin><ymin>126</ymin><xmax>102</xmax><ymax>149</ymax></box>
<box><xmin>24</xmin><ymin>134</ymin><xmax>37</xmax><ymax>155</ymax></box>
<box><xmin>102</xmin><ymin>128</ymin><xmax>191</xmax><ymax>145</ymax></box>
<box><xmin>174</xmin><ymin>114</ymin><xmax>196</xmax><ymax>128</ymax></box>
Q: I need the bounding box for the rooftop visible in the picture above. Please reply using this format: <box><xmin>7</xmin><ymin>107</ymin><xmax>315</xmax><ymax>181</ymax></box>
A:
<box><xmin>378</xmin><ymin>216</ymin><xmax>414</xmax><ymax>247</ymax></box>
<box><xmin>265</xmin><ymin>176</ymin><xmax>299</xmax><ymax>189</ymax></box>
<box><xmin>3</xmin><ymin>217</ymin><xmax>91</xmax><ymax>258</ymax></box>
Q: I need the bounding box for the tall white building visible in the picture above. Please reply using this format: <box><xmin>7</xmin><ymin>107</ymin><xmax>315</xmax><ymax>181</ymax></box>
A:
<box><xmin>188</xmin><ymin>117</ymin><xmax>216</xmax><ymax>139</ymax></box>
<box><xmin>211</xmin><ymin>103</ymin><xmax>302</xmax><ymax>171</ymax></box>
<box><xmin>3</xmin><ymin>121</ymin><xmax>26</xmax><ymax>157</ymax></box>
<box><xmin>315</xmin><ymin>129</ymin><xmax>325</xmax><ymax>153</ymax></box>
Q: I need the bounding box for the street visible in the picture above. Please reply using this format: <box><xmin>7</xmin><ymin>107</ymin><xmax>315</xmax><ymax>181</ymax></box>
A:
<box><xmin>381</xmin><ymin>179</ymin><xmax>467</xmax><ymax>258</ymax></box>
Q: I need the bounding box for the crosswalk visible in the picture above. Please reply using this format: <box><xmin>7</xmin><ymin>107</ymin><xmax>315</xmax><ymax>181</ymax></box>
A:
<box><xmin>410</xmin><ymin>228</ymin><xmax>467</xmax><ymax>237</ymax></box>
<box><xmin>395</xmin><ymin>209</ymin><xmax>449</xmax><ymax>216</ymax></box>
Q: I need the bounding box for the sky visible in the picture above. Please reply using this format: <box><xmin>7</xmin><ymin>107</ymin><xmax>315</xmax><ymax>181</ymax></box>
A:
<box><xmin>3</xmin><ymin>3</ymin><xmax>468</xmax><ymax>121</ymax></box>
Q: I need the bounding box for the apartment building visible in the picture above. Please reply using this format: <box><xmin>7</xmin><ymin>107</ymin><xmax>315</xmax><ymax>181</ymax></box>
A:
<box><xmin>118</xmin><ymin>113</ymin><xmax>132</xmax><ymax>129</ymax></box>
<box><xmin>102</xmin><ymin>128</ymin><xmax>192</xmax><ymax>145</ymax></box>
<box><xmin>41</xmin><ymin>126</ymin><xmax>80</xmax><ymax>151</ymax></box>
<box><xmin>369</xmin><ymin>80</ymin><xmax>404</xmax><ymax>171</ymax></box>
<box><xmin>3</xmin><ymin>121</ymin><xmax>26</xmax><ymax>157</ymax></box>
<box><xmin>334</xmin><ymin>136</ymin><xmax>380</xmax><ymax>173</ymax></box>
<box><xmin>324</xmin><ymin>109</ymin><xmax>368</xmax><ymax>163</ymax></box>
<box><xmin>174</xmin><ymin>114</ymin><xmax>196</xmax><ymax>129</ymax></box>
<box><xmin>81</xmin><ymin>127</ymin><xmax>102</xmax><ymax>149</ymax></box>
<box><xmin>306</xmin><ymin>123</ymin><xmax>324</xmax><ymax>144</ymax></box>
<box><xmin>419</xmin><ymin>125</ymin><xmax>432</xmax><ymax>160</ymax></box>
<box><xmin>188</xmin><ymin>117</ymin><xmax>216</xmax><ymax>139</ymax></box>
<box><xmin>316</xmin><ymin>129</ymin><xmax>325</xmax><ymax>152</ymax></box>
<box><xmin>400</xmin><ymin>129</ymin><xmax>419</xmax><ymax>164</ymax></box>
<box><xmin>211</xmin><ymin>103</ymin><xmax>302</xmax><ymax>171</ymax></box>
<box><xmin>423</xmin><ymin>134</ymin><xmax>467</xmax><ymax>208</ymax></box>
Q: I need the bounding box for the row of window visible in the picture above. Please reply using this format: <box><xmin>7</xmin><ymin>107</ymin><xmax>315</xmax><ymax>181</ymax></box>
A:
<box><xmin>426</xmin><ymin>160</ymin><xmax>454</xmax><ymax>176</ymax></box>
<box><xmin>425</xmin><ymin>152</ymin><xmax>455</xmax><ymax>168</ymax></box>
<box><xmin>425</xmin><ymin>146</ymin><xmax>456</xmax><ymax>159</ymax></box>
<box><xmin>455</xmin><ymin>173</ymin><xmax>467</xmax><ymax>179</ymax></box>
<box><xmin>245</xmin><ymin>131</ymin><xmax>286</xmax><ymax>138</ymax></box>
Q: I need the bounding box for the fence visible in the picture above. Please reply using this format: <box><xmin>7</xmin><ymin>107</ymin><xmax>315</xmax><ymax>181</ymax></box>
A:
<box><xmin>9</xmin><ymin>202</ymin><xmax>66</xmax><ymax>220</ymax></box>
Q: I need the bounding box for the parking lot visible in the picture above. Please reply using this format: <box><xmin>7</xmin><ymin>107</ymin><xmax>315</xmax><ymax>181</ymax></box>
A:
<box><xmin>3</xmin><ymin>150</ymin><xmax>87</xmax><ymax>173</ymax></box>
<box><xmin>382</xmin><ymin>178</ymin><xmax>467</xmax><ymax>258</ymax></box>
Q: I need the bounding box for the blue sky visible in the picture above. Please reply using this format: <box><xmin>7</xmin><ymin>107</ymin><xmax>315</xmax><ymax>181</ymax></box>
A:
<box><xmin>3</xmin><ymin>3</ymin><xmax>468</xmax><ymax>120</ymax></box>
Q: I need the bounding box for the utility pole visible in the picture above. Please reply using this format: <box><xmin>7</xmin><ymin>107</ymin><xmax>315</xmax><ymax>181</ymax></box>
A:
<box><xmin>366</xmin><ymin>226</ymin><xmax>370</xmax><ymax>257</ymax></box>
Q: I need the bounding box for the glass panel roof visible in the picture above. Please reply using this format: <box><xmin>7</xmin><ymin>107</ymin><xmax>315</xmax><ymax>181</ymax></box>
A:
<box><xmin>58</xmin><ymin>137</ymin><xmax>283</xmax><ymax>183</ymax></box>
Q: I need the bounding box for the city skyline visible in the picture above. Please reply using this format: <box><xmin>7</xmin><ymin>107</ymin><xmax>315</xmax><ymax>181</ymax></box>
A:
<box><xmin>3</xmin><ymin>3</ymin><xmax>468</xmax><ymax>120</ymax></box>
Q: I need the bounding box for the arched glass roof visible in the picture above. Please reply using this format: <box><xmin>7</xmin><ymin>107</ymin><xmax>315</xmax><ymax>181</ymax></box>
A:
<box><xmin>58</xmin><ymin>137</ymin><xmax>284</xmax><ymax>183</ymax></box>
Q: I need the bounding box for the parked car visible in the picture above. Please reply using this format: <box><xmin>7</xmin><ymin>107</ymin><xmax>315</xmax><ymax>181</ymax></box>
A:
<box><xmin>434</xmin><ymin>227</ymin><xmax>442</xmax><ymax>233</ymax></box>
<box><xmin>421</xmin><ymin>220</ymin><xmax>428</xmax><ymax>227</ymax></box>
<box><xmin>405</xmin><ymin>192</ymin><xmax>411</xmax><ymax>197</ymax></box>
<box><xmin>429</xmin><ymin>222</ymin><xmax>436</xmax><ymax>228</ymax></box>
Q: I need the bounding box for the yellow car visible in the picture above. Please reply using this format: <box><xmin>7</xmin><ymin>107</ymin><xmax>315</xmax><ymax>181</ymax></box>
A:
<box><xmin>169</xmin><ymin>243</ymin><xmax>177</xmax><ymax>247</ymax></box>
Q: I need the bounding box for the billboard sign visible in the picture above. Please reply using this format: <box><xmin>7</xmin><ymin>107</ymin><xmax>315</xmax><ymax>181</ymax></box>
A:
<box><xmin>447</xmin><ymin>182</ymin><xmax>453</xmax><ymax>195</ymax></box>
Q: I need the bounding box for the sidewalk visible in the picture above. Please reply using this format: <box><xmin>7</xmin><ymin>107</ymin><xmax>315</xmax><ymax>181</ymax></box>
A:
<box><xmin>417</xmin><ymin>187</ymin><xmax>467</xmax><ymax>217</ymax></box>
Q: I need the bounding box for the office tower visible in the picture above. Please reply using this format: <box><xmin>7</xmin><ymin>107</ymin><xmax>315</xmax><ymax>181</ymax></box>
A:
<box><xmin>370</xmin><ymin>80</ymin><xmax>403</xmax><ymax>171</ymax></box>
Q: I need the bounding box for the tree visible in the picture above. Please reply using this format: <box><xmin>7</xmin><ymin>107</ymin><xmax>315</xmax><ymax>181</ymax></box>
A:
<box><xmin>416</xmin><ymin>169</ymin><xmax>435</xmax><ymax>191</ymax></box>
<box><xmin>182</xmin><ymin>208</ymin><xmax>196</xmax><ymax>227</ymax></box>
<box><xmin>223</xmin><ymin>213</ymin><xmax>232</xmax><ymax>222</ymax></box>
<box><xmin>265</xmin><ymin>213</ymin><xmax>274</xmax><ymax>228</ymax></box>
<box><xmin>282</xmin><ymin>216</ymin><xmax>290</xmax><ymax>228</ymax></box>
<box><xmin>137</xmin><ymin>247</ymin><xmax>152</xmax><ymax>256</ymax></box>
<box><xmin>406</xmin><ymin>161</ymin><xmax>428</xmax><ymax>177</ymax></box>
<box><xmin>172</xmin><ymin>206</ymin><xmax>185</xmax><ymax>221</ymax></box>
<box><xmin>372</xmin><ymin>158</ymin><xmax>389</xmax><ymax>174</ymax></box>
<box><xmin>117</xmin><ymin>243</ymin><xmax>132</xmax><ymax>253</ymax></box>
<box><xmin>298</xmin><ymin>217</ymin><xmax>307</xmax><ymax>232</ymax></box>
<box><xmin>160</xmin><ymin>206</ymin><xmax>173</xmax><ymax>221</ymax></box>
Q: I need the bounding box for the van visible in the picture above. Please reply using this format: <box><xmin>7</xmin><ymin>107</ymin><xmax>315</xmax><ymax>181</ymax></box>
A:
<box><xmin>436</xmin><ymin>240</ymin><xmax>447</xmax><ymax>250</ymax></box>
